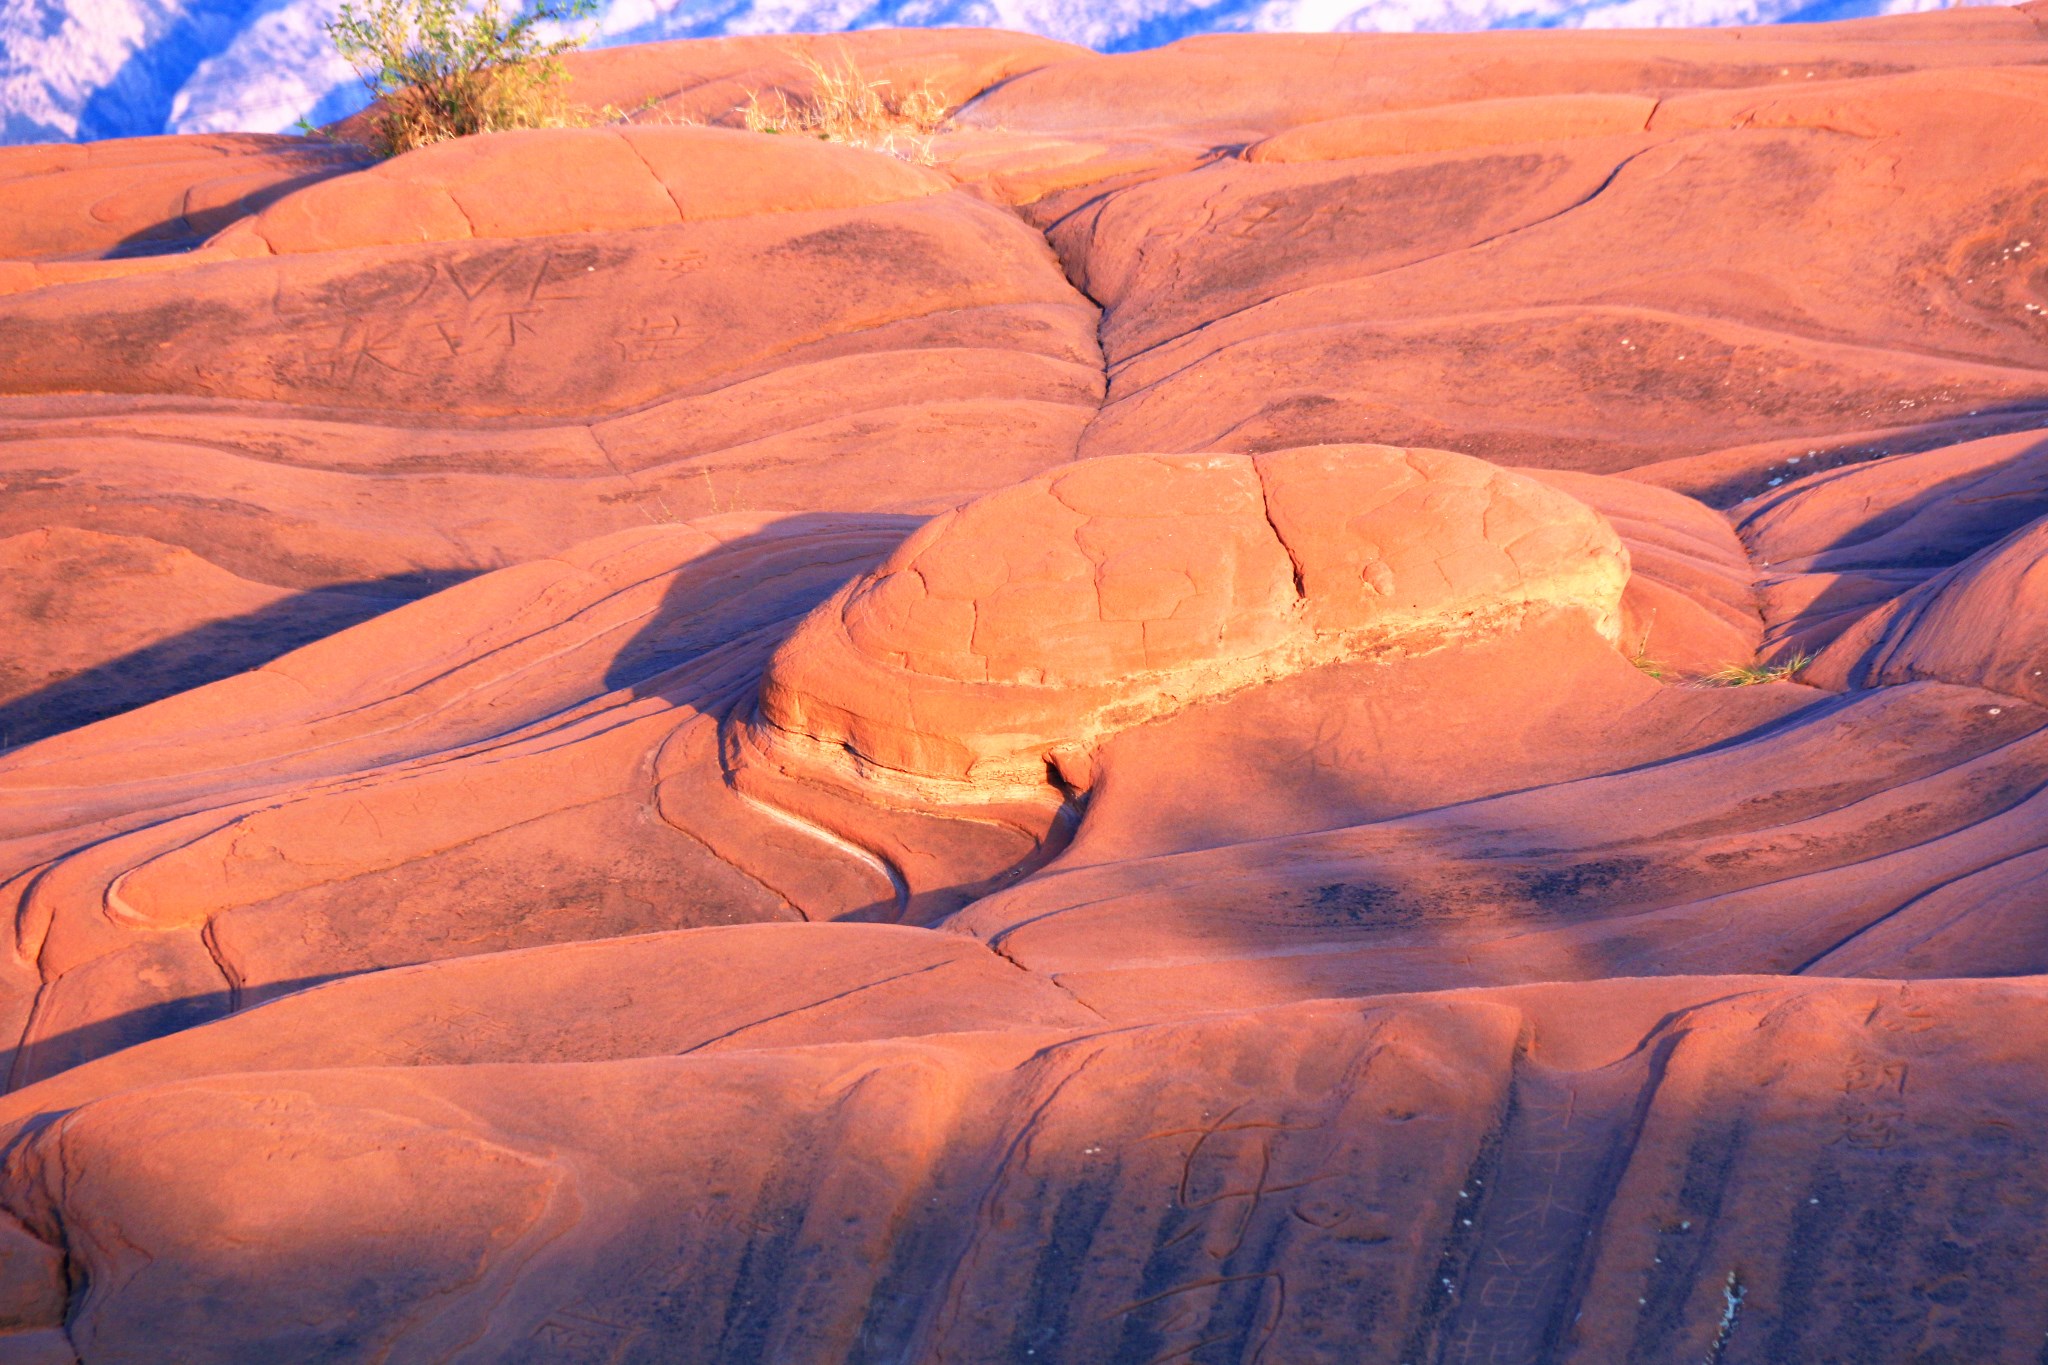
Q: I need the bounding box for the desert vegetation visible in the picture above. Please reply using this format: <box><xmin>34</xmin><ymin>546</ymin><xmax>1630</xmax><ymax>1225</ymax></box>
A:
<box><xmin>1702</xmin><ymin>654</ymin><xmax>1811</xmax><ymax>686</ymax></box>
<box><xmin>325</xmin><ymin>0</ymin><xmax>597</xmax><ymax>155</ymax></box>
<box><xmin>740</xmin><ymin>51</ymin><xmax>950</xmax><ymax>163</ymax></box>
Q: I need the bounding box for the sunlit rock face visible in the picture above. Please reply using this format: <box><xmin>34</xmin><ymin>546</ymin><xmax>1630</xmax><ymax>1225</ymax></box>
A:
<box><xmin>753</xmin><ymin>445</ymin><xmax>1629</xmax><ymax>795</ymax></box>
<box><xmin>5</xmin><ymin>11</ymin><xmax>2048</xmax><ymax>1362</ymax></box>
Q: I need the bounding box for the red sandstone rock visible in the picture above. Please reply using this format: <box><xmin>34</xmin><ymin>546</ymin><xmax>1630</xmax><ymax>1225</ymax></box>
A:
<box><xmin>752</xmin><ymin>445</ymin><xmax>1628</xmax><ymax>795</ymax></box>
<box><xmin>1807</xmin><ymin>513</ymin><xmax>2048</xmax><ymax>708</ymax></box>
<box><xmin>0</xmin><ymin>127</ymin><xmax>1100</xmax><ymax>737</ymax></box>
<box><xmin>208</xmin><ymin>125</ymin><xmax>950</xmax><ymax>257</ymax></box>
<box><xmin>6</xmin><ymin>980</ymin><xmax>2048</xmax><ymax>1361</ymax></box>
<box><xmin>1015</xmin><ymin>58</ymin><xmax>2048</xmax><ymax>471</ymax></box>
<box><xmin>1524</xmin><ymin>466</ymin><xmax>1761</xmax><ymax>672</ymax></box>
<box><xmin>0</xmin><ymin>132</ymin><xmax>367</xmax><ymax>261</ymax></box>
<box><xmin>0</xmin><ymin>517</ymin><xmax>904</xmax><ymax>1084</ymax></box>
<box><xmin>1244</xmin><ymin>92</ymin><xmax>1659</xmax><ymax>162</ymax></box>
<box><xmin>0</xmin><ymin>526</ymin><xmax>409</xmax><ymax>748</ymax></box>
<box><xmin>3</xmin><ymin>11</ymin><xmax>2048</xmax><ymax>1362</ymax></box>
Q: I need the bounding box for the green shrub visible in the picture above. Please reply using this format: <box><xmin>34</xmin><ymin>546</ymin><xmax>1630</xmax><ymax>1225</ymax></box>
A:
<box><xmin>326</xmin><ymin>0</ymin><xmax>598</xmax><ymax>157</ymax></box>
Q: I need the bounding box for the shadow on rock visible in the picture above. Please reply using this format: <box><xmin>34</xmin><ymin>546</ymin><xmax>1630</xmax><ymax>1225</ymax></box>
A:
<box><xmin>0</xmin><ymin>572</ymin><xmax>468</xmax><ymax>752</ymax></box>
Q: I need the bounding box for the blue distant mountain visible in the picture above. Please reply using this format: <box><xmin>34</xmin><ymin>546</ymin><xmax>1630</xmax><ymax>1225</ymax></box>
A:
<box><xmin>0</xmin><ymin>0</ymin><xmax>1977</xmax><ymax>145</ymax></box>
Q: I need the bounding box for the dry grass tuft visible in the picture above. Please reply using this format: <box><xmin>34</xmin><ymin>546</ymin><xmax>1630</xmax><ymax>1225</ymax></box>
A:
<box><xmin>1699</xmin><ymin>654</ymin><xmax>1811</xmax><ymax>687</ymax></box>
<box><xmin>1627</xmin><ymin>613</ymin><xmax>1672</xmax><ymax>681</ymax></box>
<box><xmin>1630</xmin><ymin>652</ymin><xmax>1672</xmax><ymax>681</ymax></box>
<box><xmin>739</xmin><ymin>51</ymin><xmax>952</xmax><ymax>164</ymax></box>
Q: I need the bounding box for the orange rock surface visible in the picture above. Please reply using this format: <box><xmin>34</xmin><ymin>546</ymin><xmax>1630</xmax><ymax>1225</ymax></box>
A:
<box><xmin>4</xmin><ymin>11</ymin><xmax>2048</xmax><ymax>1362</ymax></box>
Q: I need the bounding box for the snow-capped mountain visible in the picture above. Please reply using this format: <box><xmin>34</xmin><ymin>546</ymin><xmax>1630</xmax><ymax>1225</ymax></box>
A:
<box><xmin>0</xmin><ymin>0</ymin><xmax>1977</xmax><ymax>144</ymax></box>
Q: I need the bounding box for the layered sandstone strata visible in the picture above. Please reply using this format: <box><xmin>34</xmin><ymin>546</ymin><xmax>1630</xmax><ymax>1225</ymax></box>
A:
<box><xmin>2</xmin><ymin>11</ymin><xmax>2048</xmax><ymax>1362</ymax></box>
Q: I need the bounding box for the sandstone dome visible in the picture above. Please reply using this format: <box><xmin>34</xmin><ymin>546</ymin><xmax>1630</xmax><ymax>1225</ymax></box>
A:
<box><xmin>751</xmin><ymin>444</ymin><xmax>1629</xmax><ymax>796</ymax></box>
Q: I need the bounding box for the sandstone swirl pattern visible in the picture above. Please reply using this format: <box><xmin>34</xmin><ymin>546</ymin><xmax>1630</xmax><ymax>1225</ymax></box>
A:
<box><xmin>3</xmin><ymin>13</ymin><xmax>2048</xmax><ymax>1364</ymax></box>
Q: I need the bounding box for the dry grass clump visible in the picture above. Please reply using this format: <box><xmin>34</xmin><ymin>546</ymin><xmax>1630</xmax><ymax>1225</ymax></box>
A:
<box><xmin>1630</xmin><ymin>651</ymin><xmax>1672</xmax><ymax>681</ymax></box>
<box><xmin>740</xmin><ymin>52</ymin><xmax>951</xmax><ymax>164</ymax></box>
<box><xmin>325</xmin><ymin>0</ymin><xmax>598</xmax><ymax>157</ymax></box>
<box><xmin>1700</xmin><ymin>654</ymin><xmax>1811</xmax><ymax>687</ymax></box>
<box><xmin>1628</xmin><ymin>614</ymin><xmax>1670</xmax><ymax>681</ymax></box>
<box><xmin>1626</xmin><ymin>619</ymin><xmax>1810</xmax><ymax>687</ymax></box>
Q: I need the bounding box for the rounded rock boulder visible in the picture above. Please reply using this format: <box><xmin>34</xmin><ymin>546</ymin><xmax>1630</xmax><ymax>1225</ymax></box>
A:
<box><xmin>749</xmin><ymin>444</ymin><xmax>1631</xmax><ymax>798</ymax></box>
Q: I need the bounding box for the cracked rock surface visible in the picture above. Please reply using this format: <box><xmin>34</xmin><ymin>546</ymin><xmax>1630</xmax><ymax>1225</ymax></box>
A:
<box><xmin>752</xmin><ymin>445</ymin><xmax>1627</xmax><ymax>793</ymax></box>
